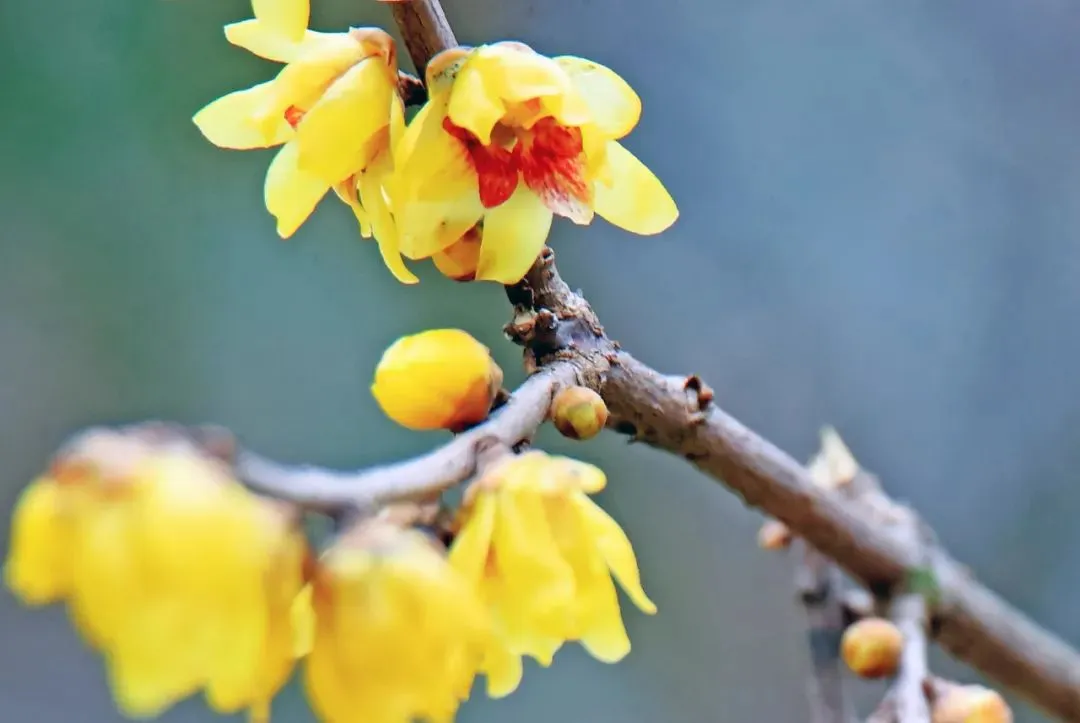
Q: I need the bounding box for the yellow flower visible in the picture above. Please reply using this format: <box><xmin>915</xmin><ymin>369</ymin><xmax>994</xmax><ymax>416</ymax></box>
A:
<box><xmin>304</xmin><ymin>520</ymin><xmax>517</xmax><ymax>723</ymax></box>
<box><xmin>4</xmin><ymin>430</ymin><xmax>310</xmax><ymax>721</ymax></box>
<box><xmin>388</xmin><ymin>42</ymin><xmax>679</xmax><ymax>284</ymax></box>
<box><xmin>5</xmin><ymin>476</ymin><xmax>81</xmax><ymax>605</ymax></box>
<box><xmin>371</xmin><ymin>329</ymin><xmax>504</xmax><ymax>432</ymax></box>
<box><xmin>192</xmin><ymin>0</ymin><xmax>418</xmax><ymax>283</ymax></box>
<box><xmin>449</xmin><ymin>451</ymin><xmax>656</xmax><ymax>668</ymax></box>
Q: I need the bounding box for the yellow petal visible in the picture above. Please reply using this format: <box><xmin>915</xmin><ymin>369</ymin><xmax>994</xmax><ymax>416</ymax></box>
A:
<box><xmin>68</xmin><ymin>502</ymin><xmax>139</xmax><ymax>650</ymax></box>
<box><xmin>253</xmin><ymin>0</ymin><xmax>308</xmax><ymax>42</ymax></box>
<box><xmin>555</xmin><ymin>56</ymin><xmax>641</xmax><ymax>139</ymax></box>
<box><xmin>251</xmin><ymin>34</ymin><xmax>368</xmax><ymax>140</ymax></box>
<box><xmin>193</xmin><ymin>81</ymin><xmax>292</xmax><ymax>150</ymax></box>
<box><xmin>295</xmin><ymin>57</ymin><xmax>394</xmax><ymax>183</ymax></box>
<box><xmin>224</xmin><ymin>21</ymin><xmax>331</xmax><ymax>64</ymax></box>
<box><xmin>551</xmin><ymin>457</ymin><xmax>607</xmax><ymax>494</ymax></box>
<box><xmin>445</xmin><ymin>60</ymin><xmax>506</xmax><ymax>146</ymax></box>
<box><xmin>335</xmin><ymin>177</ymin><xmax>373</xmax><ymax>238</ymax></box>
<box><xmin>594</xmin><ymin>141</ymin><xmax>678</xmax><ymax>235</ymax></box>
<box><xmin>574</xmin><ymin>493</ymin><xmax>656</xmax><ymax>614</ymax></box>
<box><xmin>264</xmin><ymin>139</ymin><xmax>331</xmax><ymax>238</ymax></box>
<box><xmin>4</xmin><ymin>479</ymin><xmax>73</xmax><ymax>605</ymax></box>
<box><xmin>358</xmin><ymin>149</ymin><xmax>418</xmax><ymax>284</ymax></box>
<box><xmin>547</xmin><ymin>497</ymin><xmax>630</xmax><ymax>663</ymax></box>
<box><xmin>448</xmin><ymin>493</ymin><xmax>497</xmax><ymax>581</ymax></box>
<box><xmin>492</xmin><ymin>489</ymin><xmax>575</xmax><ymax>623</ymax></box>
<box><xmin>482</xmin><ymin>646</ymin><xmax>523</xmax><ymax>699</ymax></box>
<box><xmin>475</xmin><ymin>184</ymin><xmax>553</xmax><ymax>284</ymax></box>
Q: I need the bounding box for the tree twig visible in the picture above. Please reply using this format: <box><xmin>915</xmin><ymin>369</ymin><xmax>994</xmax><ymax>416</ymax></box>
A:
<box><xmin>190</xmin><ymin>1</ymin><xmax>1080</xmax><ymax>720</ymax></box>
<box><xmin>891</xmin><ymin>592</ymin><xmax>931</xmax><ymax>723</ymax></box>
<box><xmin>234</xmin><ymin>361</ymin><xmax>577</xmax><ymax>510</ymax></box>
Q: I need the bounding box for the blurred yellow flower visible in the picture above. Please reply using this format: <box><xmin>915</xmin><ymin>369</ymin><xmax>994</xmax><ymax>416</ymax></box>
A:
<box><xmin>371</xmin><ymin>329</ymin><xmax>504</xmax><ymax>432</ymax></box>
<box><xmin>449</xmin><ymin>451</ymin><xmax>656</xmax><ymax>667</ymax></box>
<box><xmin>4</xmin><ymin>431</ymin><xmax>310</xmax><ymax>722</ymax></box>
<box><xmin>389</xmin><ymin>42</ymin><xmax>678</xmax><ymax>284</ymax></box>
<box><xmin>192</xmin><ymin>0</ymin><xmax>417</xmax><ymax>282</ymax></box>
<box><xmin>304</xmin><ymin>520</ymin><xmax>517</xmax><ymax>723</ymax></box>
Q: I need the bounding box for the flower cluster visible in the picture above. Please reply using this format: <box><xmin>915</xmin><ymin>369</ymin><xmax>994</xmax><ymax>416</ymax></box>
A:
<box><xmin>4</xmin><ymin>429</ymin><xmax>309</xmax><ymax>721</ymax></box>
<box><xmin>6</xmin><ymin>331</ymin><xmax>653</xmax><ymax>722</ymax></box>
<box><xmin>194</xmin><ymin>0</ymin><xmax>678</xmax><ymax>285</ymax></box>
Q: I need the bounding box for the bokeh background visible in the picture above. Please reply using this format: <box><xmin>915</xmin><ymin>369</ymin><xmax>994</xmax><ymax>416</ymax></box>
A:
<box><xmin>3</xmin><ymin>0</ymin><xmax>1080</xmax><ymax>720</ymax></box>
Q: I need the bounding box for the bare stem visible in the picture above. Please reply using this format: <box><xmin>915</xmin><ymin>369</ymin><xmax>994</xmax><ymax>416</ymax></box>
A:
<box><xmin>236</xmin><ymin>362</ymin><xmax>577</xmax><ymax>510</ymax></box>
<box><xmin>891</xmin><ymin>593</ymin><xmax>931</xmax><ymax>723</ymax></box>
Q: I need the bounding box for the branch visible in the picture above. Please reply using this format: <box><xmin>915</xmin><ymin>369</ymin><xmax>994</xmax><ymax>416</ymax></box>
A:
<box><xmin>238</xmin><ymin>2</ymin><xmax>1080</xmax><ymax>719</ymax></box>
<box><xmin>235</xmin><ymin>361</ymin><xmax>577</xmax><ymax>510</ymax></box>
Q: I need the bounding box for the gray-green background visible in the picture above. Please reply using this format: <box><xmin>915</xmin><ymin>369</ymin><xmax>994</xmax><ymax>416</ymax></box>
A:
<box><xmin>2</xmin><ymin>0</ymin><xmax>1080</xmax><ymax>721</ymax></box>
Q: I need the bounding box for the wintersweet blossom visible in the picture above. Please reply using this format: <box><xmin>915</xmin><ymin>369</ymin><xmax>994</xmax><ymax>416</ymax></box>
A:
<box><xmin>450</xmin><ymin>451</ymin><xmax>656</xmax><ymax>668</ymax></box>
<box><xmin>304</xmin><ymin>520</ymin><xmax>518</xmax><ymax>723</ymax></box>
<box><xmin>192</xmin><ymin>0</ymin><xmax>417</xmax><ymax>282</ymax></box>
<box><xmin>4</xmin><ymin>431</ymin><xmax>309</xmax><ymax>721</ymax></box>
<box><xmin>389</xmin><ymin>42</ymin><xmax>679</xmax><ymax>284</ymax></box>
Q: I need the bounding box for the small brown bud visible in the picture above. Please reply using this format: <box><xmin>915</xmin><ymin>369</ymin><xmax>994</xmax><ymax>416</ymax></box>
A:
<box><xmin>840</xmin><ymin>617</ymin><xmax>903</xmax><ymax>679</ymax></box>
<box><xmin>551</xmin><ymin>386</ymin><xmax>608</xmax><ymax>441</ymax></box>
<box><xmin>932</xmin><ymin>685</ymin><xmax>1012</xmax><ymax>723</ymax></box>
<box><xmin>757</xmin><ymin>519</ymin><xmax>793</xmax><ymax>550</ymax></box>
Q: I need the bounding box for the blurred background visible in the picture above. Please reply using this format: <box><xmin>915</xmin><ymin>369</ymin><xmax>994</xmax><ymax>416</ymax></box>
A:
<box><xmin>3</xmin><ymin>0</ymin><xmax>1080</xmax><ymax>720</ymax></box>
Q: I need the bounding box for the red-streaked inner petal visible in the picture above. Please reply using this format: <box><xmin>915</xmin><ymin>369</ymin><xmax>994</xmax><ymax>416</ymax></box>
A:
<box><xmin>515</xmin><ymin>117</ymin><xmax>592</xmax><ymax>224</ymax></box>
<box><xmin>443</xmin><ymin>118</ymin><xmax>518</xmax><ymax>209</ymax></box>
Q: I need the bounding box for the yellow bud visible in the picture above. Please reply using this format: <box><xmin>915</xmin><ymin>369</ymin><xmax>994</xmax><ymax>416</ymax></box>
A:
<box><xmin>756</xmin><ymin>519</ymin><xmax>792</xmax><ymax>551</ymax></box>
<box><xmin>372</xmin><ymin>329</ymin><xmax>504</xmax><ymax>431</ymax></box>
<box><xmin>432</xmin><ymin>226</ymin><xmax>482</xmax><ymax>282</ymax></box>
<box><xmin>840</xmin><ymin>617</ymin><xmax>903</xmax><ymax>679</ymax></box>
<box><xmin>550</xmin><ymin>386</ymin><xmax>608</xmax><ymax>440</ymax></box>
<box><xmin>932</xmin><ymin>685</ymin><xmax>1012</xmax><ymax>723</ymax></box>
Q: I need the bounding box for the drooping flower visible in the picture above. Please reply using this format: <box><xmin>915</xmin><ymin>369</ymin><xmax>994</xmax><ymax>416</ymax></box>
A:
<box><xmin>389</xmin><ymin>42</ymin><xmax>679</xmax><ymax>284</ymax></box>
<box><xmin>449</xmin><ymin>450</ymin><xmax>656</xmax><ymax>668</ymax></box>
<box><xmin>304</xmin><ymin>519</ymin><xmax>517</xmax><ymax>723</ymax></box>
<box><xmin>4</xmin><ymin>429</ymin><xmax>310</xmax><ymax>722</ymax></box>
<box><xmin>371</xmin><ymin>329</ymin><xmax>504</xmax><ymax>431</ymax></box>
<box><xmin>192</xmin><ymin>0</ymin><xmax>418</xmax><ymax>283</ymax></box>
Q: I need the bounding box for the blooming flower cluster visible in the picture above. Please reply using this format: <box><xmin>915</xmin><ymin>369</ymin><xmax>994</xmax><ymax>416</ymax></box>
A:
<box><xmin>193</xmin><ymin>0</ymin><xmax>678</xmax><ymax>285</ymax></box>
<box><xmin>6</xmin><ymin>330</ymin><xmax>654</xmax><ymax>722</ymax></box>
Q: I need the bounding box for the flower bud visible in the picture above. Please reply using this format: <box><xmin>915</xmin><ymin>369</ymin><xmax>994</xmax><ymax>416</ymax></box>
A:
<box><xmin>932</xmin><ymin>685</ymin><xmax>1012</xmax><ymax>723</ymax></box>
<box><xmin>550</xmin><ymin>386</ymin><xmax>609</xmax><ymax>440</ymax></box>
<box><xmin>372</xmin><ymin>329</ymin><xmax>503</xmax><ymax>431</ymax></box>
<box><xmin>840</xmin><ymin>617</ymin><xmax>903</xmax><ymax>679</ymax></box>
<box><xmin>756</xmin><ymin>519</ymin><xmax>792</xmax><ymax>551</ymax></box>
<box><xmin>432</xmin><ymin>226</ymin><xmax>482</xmax><ymax>282</ymax></box>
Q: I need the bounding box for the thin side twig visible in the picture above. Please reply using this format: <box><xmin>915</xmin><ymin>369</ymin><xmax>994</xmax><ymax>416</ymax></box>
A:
<box><xmin>235</xmin><ymin>362</ymin><xmax>578</xmax><ymax>510</ymax></box>
<box><xmin>891</xmin><ymin>592</ymin><xmax>931</xmax><ymax>723</ymax></box>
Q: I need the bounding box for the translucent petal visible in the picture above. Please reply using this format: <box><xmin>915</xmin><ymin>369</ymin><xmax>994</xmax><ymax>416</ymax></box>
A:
<box><xmin>517</xmin><ymin>119</ymin><xmax>593</xmax><ymax>224</ymax></box>
<box><xmin>224</xmin><ymin>21</ymin><xmax>327</xmax><ymax>64</ymax></box>
<box><xmin>594</xmin><ymin>140</ymin><xmax>678</xmax><ymax>235</ymax></box>
<box><xmin>356</xmin><ymin>147</ymin><xmax>417</xmax><ymax>284</ymax></box>
<box><xmin>253</xmin><ymin>0</ymin><xmax>308</xmax><ymax>42</ymax></box>
<box><xmin>475</xmin><ymin>184</ymin><xmax>553</xmax><ymax>284</ymax></box>
<box><xmin>492</xmin><ymin>489</ymin><xmax>575</xmax><ymax>625</ymax></box>
<box><xmin>573</xmin><ymin>493</ymin><xmax>656</xmax><ymax>614</ymax></box>
<box><xmin>555</xmin><ymin>56</ymin><xmax>641</xmax><ymax>139</ymax></box>
<box><xmin>295</xmin><ymin>57</ymin><xmax>394</xmax><ymax>183</ymax></box>
<box><xmin>193</xmin><ymin>81</ymin><xmax>292</xmax><ymax>150</ymax></box>
<box><xmin>446</xmin><ymin>61</ymin><xmax>506</xmax><ymax>146</ymax></box>
<box><xmin>251</xmin><ymin>34</ymin><xmax>368</xmax><ymax>140</ymax></box>
<box><xmin>264</xmin><ymin>139</ymin><xmax>331</xmax><ymax>238</ymax></box>
<box><xmin>547</xmin><ymin>497</ymin><xmax>630</xmax><ymax>663</ymax></box>
<box><xmin>448</xmin><ymin>493</ymin><xmax>497</xmax><ymax>581</ymax></box>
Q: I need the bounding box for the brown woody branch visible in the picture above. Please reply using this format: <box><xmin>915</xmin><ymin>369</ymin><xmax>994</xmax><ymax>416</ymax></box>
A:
<box><xmin>236</xmin><ymin>1</ymin><xmax>1080</xmax><ymax>720</ymax></box>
